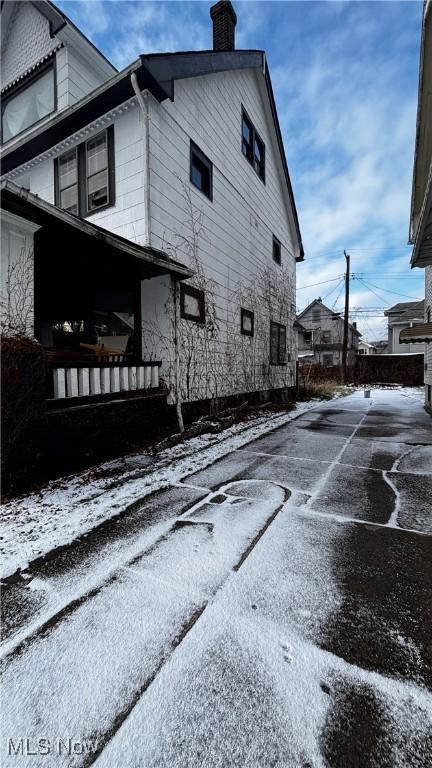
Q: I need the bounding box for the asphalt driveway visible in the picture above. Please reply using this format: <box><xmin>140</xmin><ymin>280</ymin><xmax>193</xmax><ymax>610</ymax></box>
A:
<box><xmin>2</xmin><ymin>388</ymin><xmax>431</xmax><ymax>767</ymax></box>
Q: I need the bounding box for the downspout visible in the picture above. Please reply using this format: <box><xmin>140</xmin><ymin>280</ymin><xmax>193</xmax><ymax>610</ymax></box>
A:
<box><xmin>130</xmin><ymin>73</ymin><xmax>151</xmax><ymax>246</ymax></box>
<box><xmin>131</xmin><ymin>72</ymin><xmax>184</xmax><ymax>431</ymax></box>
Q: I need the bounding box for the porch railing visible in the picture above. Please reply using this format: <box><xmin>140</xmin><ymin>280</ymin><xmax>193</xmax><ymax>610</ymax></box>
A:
<box><xmin>49</xmin><ymin>361</ymin><xmax>162</xmax><ymax>400</ymax></box>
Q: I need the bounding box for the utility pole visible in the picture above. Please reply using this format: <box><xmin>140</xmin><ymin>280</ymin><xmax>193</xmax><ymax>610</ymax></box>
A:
<box><xmin>341</xmin><ymin>250</ymin><xmax>350</xmax><ymax>383</ymax></box>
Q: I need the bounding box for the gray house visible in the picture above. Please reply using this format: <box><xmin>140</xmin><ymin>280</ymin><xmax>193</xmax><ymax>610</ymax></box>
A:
<box><xmin>296</xmin><ymin>298</ymin><xmax>361</xmax><ymax>367</ymax></box>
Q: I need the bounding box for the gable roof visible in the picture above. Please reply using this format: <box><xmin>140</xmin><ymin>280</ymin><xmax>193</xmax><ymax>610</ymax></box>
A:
<box><xmin>1</xmin><ymin>0</ymin><xmax>117</xmax><ymax>83</ymax></box>
<box><xmin>384</xmin><ymin>300</ymin><xmax>425</xmax><ymax>317</ymax></box>
<box><xmin>297</xmin><ymin>298</ymin><xmax>361</xmax><ymax>336</ymax></box>
<box><xmin>0</xmin><ymin>47</ymin><xmax>303</xmax><ymax>261</ymax></box>
<box><xmin>297</xmin><ymin>298</ymin><xmax>336</xmax><ymax>319</ymax></box>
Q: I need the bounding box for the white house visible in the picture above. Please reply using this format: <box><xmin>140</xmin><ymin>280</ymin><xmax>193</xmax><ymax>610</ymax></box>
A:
<box><xmin>358</xmin><ymin>340</ymin><xmax>377</xmax><ymax>356</ymax></box>
<box><xmin>0</xmin><ymin>0</ymin><xmax>303</xmax><ymax>412</ymax></box>
<box><xmin>296</xmin><ymin>298</ymin><xmax>361</xmax><ymax>367</ymax></box>
<box><xmin>408</xmin><ymin>0</ymin><xmax>432</xmax><ymax>413</ymax></box>
<box><xmin>384</xmin><ymin>300</ymin><xmax>425</xmax><ymax>355</ymax></box>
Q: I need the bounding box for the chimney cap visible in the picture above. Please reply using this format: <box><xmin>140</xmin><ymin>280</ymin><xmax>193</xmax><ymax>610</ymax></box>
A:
<box><xmin>210</xmin><ymin>1</ymin><xmax>237</xmax><ymax>25</ymax></box>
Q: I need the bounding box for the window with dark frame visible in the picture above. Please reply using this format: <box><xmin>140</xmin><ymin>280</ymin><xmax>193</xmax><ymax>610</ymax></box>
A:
<box><xmin>190</xmin><ymin>141</ymin><xmax>213</xmax><ymax>200</ymax></box>
<box><xmin>273</xmin><ymin>236</ymin><xmax>281</xmax><ymax>265</ymax></box>
<box><xmin>303</xmin><ymin>331</ymin><xmax>312</xmax><ymax>344</ymax></box>
<box><xmin>55</xmin><ymin>126</ymin><xmax>115</xmax><ymax>217</ymax></box>
<box><xmin>241</xmin><ymin>108</ymin><xmax>265</xmax><ymax>182</ymax></box>
<box><xmin>240</xmin><ymin>308</ymin><xmax>254</xmax><ymax>337</ymax></box>
<box><xmin>57</xmin><ymin>148</ymin><xmax>78</xmax><ymax>215</ymax></box>
<box><xmin>180</xmin><ymin>284</ymin><xmax>205</xmax><ymax>324</ymax></box>
<box><xmin>270</xmin><ymin>321</ymin><xmax>287</xmax><ymax>365</ymax></box>
<box><xmin>321</xmin><ymin>330</ymin><xmax>331</xmax><ymax>343</ymax></box>
<box><xmin>2</xmin><ymin>64</ymin><xmax>55</xmax><ymax>143</ymax></box>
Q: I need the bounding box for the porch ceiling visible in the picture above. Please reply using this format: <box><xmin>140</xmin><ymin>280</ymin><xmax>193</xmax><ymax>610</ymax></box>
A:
<box><xmin>0</xmin><ymin>181</ymin><xmax>193</xmax><ymax>281</ymax></box>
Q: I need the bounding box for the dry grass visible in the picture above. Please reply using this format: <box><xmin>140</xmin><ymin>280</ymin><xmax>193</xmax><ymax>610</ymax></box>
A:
<box><xmin>297</xmin><ymin>381</ymin><xmax>349</xmax><ymax>401</ymax></box>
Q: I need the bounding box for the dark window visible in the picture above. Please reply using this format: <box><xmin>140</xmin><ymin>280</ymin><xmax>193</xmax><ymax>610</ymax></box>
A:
<box><xmin>270</xmin><ymin>321</ymin><xmax>286</xmax><ymax>365</ymax></box>
<box><xmin>2</xmin><ymin>64</ymin><xmax>55</xmax><ymax>143</ymax></box>
<box><xmin>57</xmin><ymin>148</ymin><xmax>78</xmax><ymax>215</ymax></box>
<box><xmin>180</xmin><ymin>284</ymin><xmax>205</xmax><ymax>323</ymax></box>
<box><xmin>241</xmin><ymin>108</ymin><xmax>265</xmax><ymax>182</ymax></box>
<box><xmin>242</xmin><ymin>112</ymin><xmax>253</xmax><ymax>162</ymax></box>
<box><xmin>86</xmin><ymin>132</ymin><xmax>109</xmax><ymax>211</ymax></box>
<box><xmin>273</xmin><ymin>236</ymin><xmax>281</xmax><ymax>265</ymax></box>
<box><xmin>190</xmin><ymin>141</ymin><xmax>213</xmax><ymax>200</ymax></box>
<box><xmin>241</xmin><ymin>308</ymin><xmax>254</xmax><ymax>337</ymax></box>
<box><xmin>55</xmin><ymin>126</ymin><xmax>115</xmax><ymax>217</ymax></box>
<box><xmin>323</xmin><ymin>354</ymin><xmax>333</xmax><ymax>366</ymax></box>
<box><xmin>303</xmin><ymin>331</ymin><xmax>312</xmax><ymax>344</ymax></box>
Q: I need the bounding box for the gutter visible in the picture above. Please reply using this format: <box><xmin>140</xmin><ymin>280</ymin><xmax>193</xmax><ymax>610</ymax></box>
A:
<box><xmin>131</xmin><ymin>73</ymin><xmax>151</xmax><ymax>246</ymax></box>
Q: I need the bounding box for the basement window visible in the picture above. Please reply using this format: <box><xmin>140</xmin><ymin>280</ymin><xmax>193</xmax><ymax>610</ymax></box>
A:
<box><xmin>55</xmin><ymin>126</ymin><xmax>115</xmax><ymax>217</ymax></box>
<box><xmin>241</xmin><ymin>308</ymin><xmax>254</xmax><ymax>337</ymax></box>
<box><xmin>180</xmin><ymin>284</ymin><xmax>205</xmax><ymax>323</ymax></box>
<box><xmin>190</xmin><ymin>141</ymin><xmax>213</xmax><ymax>200</ymax></box>
<box><xmin>270</xmin><ymin>321</ymin><xmax>286</xmax><ymax>365</ymax></box>
<box><xmin>242</xmin><ymin>108</ymin><xmax>265</xmax><ymax>182</ymax></box>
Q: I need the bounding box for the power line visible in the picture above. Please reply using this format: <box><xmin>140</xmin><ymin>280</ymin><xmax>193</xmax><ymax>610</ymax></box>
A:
<box><xmin>297</xmin><ymin>277</ymin><xmax>341</xmax><ymax>290</ymax></box>
<box><xmin>355</xmin><ymin>277</ymin><xmax>422</xmax><ymax>301</ymax></box>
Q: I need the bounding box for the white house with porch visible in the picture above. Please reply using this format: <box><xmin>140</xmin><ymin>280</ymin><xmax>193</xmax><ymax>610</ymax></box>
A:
<box><xmin>0</xmin><ymin>0</ymin><xmax>303</xmax><ymax>412</ymax></box>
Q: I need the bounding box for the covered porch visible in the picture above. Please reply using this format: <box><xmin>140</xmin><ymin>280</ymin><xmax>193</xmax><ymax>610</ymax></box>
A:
<box><xmin>1</xmin><ymin>181</ymin><xmax>192</xmax><ymax>402</ymax></box>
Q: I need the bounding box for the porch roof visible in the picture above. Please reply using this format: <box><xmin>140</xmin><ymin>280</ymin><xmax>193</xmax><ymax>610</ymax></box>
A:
<box><xmin>0</xmin><ymin>180</ymin><xmax>193</xmax><ymax>281</ymax></box>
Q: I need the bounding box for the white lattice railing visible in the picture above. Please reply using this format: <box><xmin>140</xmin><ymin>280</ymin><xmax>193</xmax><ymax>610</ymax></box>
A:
<box><xmin>51</xmin><ymin>362</ymin><xmax>161</xmax><ymax>400</ymax></box>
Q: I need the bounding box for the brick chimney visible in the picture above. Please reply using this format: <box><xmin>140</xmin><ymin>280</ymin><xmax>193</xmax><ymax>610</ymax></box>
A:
<box><xmin>210</xmin><ymin>1</ymin><xmax>237</xmax><ymax>51</ymax></box>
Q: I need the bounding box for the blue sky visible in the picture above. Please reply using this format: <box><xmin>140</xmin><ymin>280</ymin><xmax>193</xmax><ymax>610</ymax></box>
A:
<box><xmin>57</xmin><ymin>0</ymin><xmax>424</xmax><ymax>340</ymax></box>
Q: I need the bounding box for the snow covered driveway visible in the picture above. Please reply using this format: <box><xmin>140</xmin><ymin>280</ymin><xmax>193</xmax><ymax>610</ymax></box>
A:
<box><xmin>1</xmin><ymin>388</ymin><xmax>431</xmax><ymax>767</ymax></box>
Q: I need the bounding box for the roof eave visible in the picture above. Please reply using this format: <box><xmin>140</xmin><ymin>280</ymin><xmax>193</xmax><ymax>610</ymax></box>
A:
<box><xmin>0</xmin><ymin>180</ymin><xmax>193</xmax><ymax>280</ymax></box>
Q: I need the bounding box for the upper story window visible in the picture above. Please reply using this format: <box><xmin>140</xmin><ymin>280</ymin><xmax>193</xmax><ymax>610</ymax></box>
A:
<box><xmin>273</xmin><ymin>236</ymin><xmax>281</xmax><ymax>265</ymax></box>
<box><xmin>190</xmin><ymin>141</ymin><xmax>213</xmax><ymax>200</ymax></box>
<box><xmin>55</xmin><ymin>126</ymin><xmax>115</xmax><ymax>217</ymax></box>
<box><xmin>2</xmin><ymin>65</ymin><xmax>55</xmax><ymax>143</ymax></box>
<box><xmin>321</xmin><ymin>330</ymin><xmax>331</xmax><ymax>343</ymax></box>
<box><xmin>241</xmin><ymin>108</ymin><xmax>265</xmax><ymax>182</ymax></box>
<box><xmin>58</xmin><ymin>149</ymin><xmax>78</xmax><ymax>215</ymax></box>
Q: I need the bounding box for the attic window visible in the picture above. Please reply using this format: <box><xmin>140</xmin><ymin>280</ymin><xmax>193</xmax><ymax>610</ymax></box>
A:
<box><xmin>241</xmin><ymin>108</ymin><xmax>265</xmax><ymax>182</ymax></box>
<box><xmin>1</xmin><ymin>65</ymin><xmax>55</xmax><ymax>143</ymax></box>
<box><xmin>190</xmin><ymin>141</ymin><xmax>213</xmax><ymax>200</ymax></box>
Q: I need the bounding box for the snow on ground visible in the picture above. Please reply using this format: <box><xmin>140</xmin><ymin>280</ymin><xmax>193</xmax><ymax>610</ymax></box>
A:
<box><xmin>0</xmin><ymin>400</ymin><xmax>318</xmax><ymax>580</ymax></box>
<box><xmin>1</xmin><ymin>482</ymin><xmax>290</xmax><ymax>768</ymax></box>
<box><xmin>93</xmin><ymin>500</ymin><xmax>432</xmax><ymax>768</ymax></box>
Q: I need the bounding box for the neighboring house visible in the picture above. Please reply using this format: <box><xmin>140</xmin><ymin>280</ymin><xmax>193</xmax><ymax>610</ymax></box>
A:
<box><xmin>409</xmin><ymin>0</ymin><xmax>432</xmax><ymax>412</ymax></box>
<box><xmin>384</xmin><ymin>301</ymin><xmax>425</xmax><ymax>354</ymax></box>
<box><xmin>296</xmin><ymin>298</ymin><xmax>361</xmax><ymax>366</ymax></box>
<box><xmin>0</xmin><ymin>0</ymin><xmax>303</xmax><ymax>409</ymax></box>
<box><xmin>370</xmin><ymin>340</ymin><xmax>389</xmax><ymax>355</ymax></box>
<box><xmin>358</xmin><ymin>340</ymin><xmax>377</xmax><ymax>356</ymax></box>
